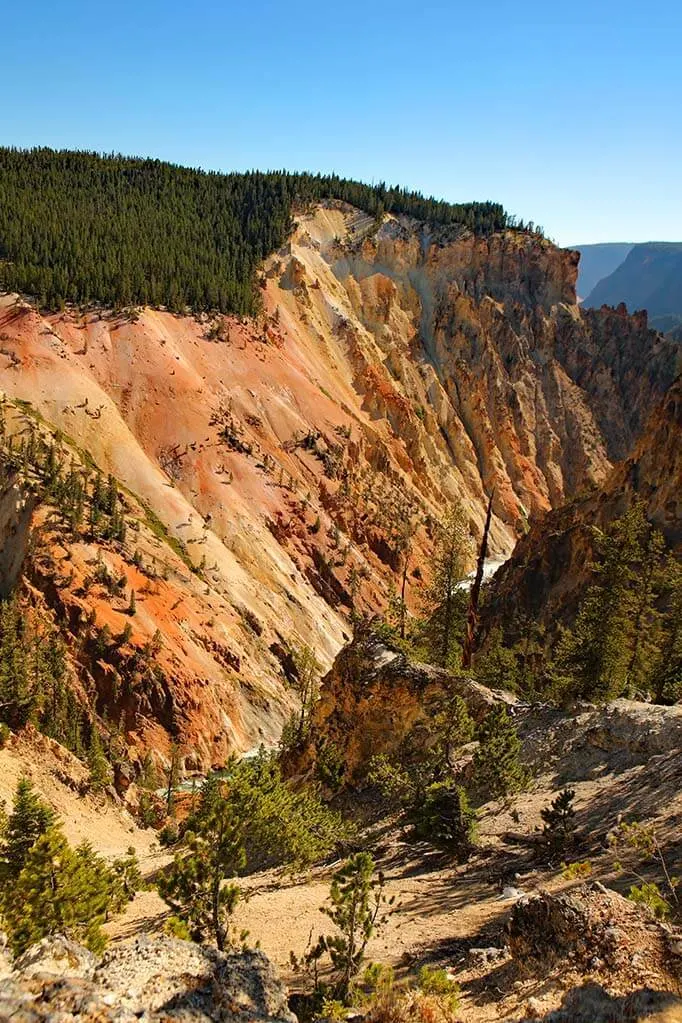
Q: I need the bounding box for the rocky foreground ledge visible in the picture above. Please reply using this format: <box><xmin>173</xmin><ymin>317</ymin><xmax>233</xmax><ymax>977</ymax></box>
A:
<box><xmin>0</xmin><ymin>933</ymin><xmax>296</xmax><ymax>1023</ymax></box>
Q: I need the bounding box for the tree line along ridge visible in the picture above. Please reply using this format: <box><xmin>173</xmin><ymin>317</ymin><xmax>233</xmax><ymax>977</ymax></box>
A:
<box><xmin>0</xmin><ymin>147</ymin><xmax>534</xmax><ymax>314</ymax></box>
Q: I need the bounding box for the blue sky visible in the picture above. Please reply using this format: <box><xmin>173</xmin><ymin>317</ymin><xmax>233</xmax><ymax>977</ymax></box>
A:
<box><xmin>2</xmin><ymin>0</ymin><xmax>680</xmax><ymax>245</ymax></box>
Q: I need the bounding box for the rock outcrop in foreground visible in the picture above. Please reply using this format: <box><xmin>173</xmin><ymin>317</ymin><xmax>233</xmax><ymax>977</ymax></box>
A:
<box><xmin>289</xmin><ymin>631</ymin><xmax>515</xmax><ymax>783</ymax></box>
<box><xmin>0</xmin><ymin>934</ymin><xmax>296</xmax><ymax>1023</ymax></box>
<box><xmin>508</xmin><ymin>886</ymin><xmax>682</xmax><ymax>1022</ymax></box>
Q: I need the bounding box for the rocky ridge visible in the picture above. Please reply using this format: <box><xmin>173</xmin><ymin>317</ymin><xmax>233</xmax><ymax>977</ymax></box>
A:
<box><xmin>288</xmin><ymin>631</ymin><xmax>515</xmax><ymax>783</ymax></box>
<box><xmin>481</xmin><ymin>373</ymin><xmax>682</xmax><ymax>644</ymax></box>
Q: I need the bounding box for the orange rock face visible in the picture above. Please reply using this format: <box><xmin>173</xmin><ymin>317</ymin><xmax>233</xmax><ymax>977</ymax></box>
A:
<box><xmin>0</xmin><ymin>204</ymin><xmax>676</xmax><ymax>764</ymax></box>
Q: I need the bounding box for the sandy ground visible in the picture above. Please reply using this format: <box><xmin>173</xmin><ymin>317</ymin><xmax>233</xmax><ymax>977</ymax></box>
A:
<box><xmin>0</xmin><ymin>729</ymin><xmax>157</xmax><ymax>862</ymax></box>
<box><xmin>3</xmin><ymin>724</ymin><xmax>680</xmax><ymax>1021</ymax></box>
<box><xmin>103</xmin><ymin>763</ymin><xmax>682</xmax><ymax>1022</ymax></box>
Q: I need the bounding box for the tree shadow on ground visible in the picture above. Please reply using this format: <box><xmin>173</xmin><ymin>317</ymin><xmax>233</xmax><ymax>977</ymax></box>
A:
<box><xmin>518</xmin><ymin>982</ymin><xmax>682</xmax><ymax>1022</ymax></box>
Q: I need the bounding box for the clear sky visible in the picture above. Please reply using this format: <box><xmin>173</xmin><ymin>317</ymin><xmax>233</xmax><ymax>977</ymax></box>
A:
<box><xmin>2</xmin><ymin>0</ymin><xmax>680</xmax><ymax>246</ymax></box>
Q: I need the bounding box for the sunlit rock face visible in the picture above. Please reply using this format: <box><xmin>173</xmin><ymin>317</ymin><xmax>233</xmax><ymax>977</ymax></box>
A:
<box><xmin>0</xmin><ymin>202</ymin><xmax>676</xmax><ymax>763</ymax></box>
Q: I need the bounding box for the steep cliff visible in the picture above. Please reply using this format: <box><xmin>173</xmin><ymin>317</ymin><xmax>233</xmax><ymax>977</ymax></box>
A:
<box><xmin>0</xmin><ymin>203</ymin><xmax>677</xmax><ymax>766</ymax></box>
<box><xmin>481</xmin><ymin>375</ymin><xmax>682</xmax><ymax>644</ymax></box>
<box><xmin>0</xmin><ymin>474</ymin><xmax>36</xmax><ymax>598</ymax></box>
<box><xmin>585</xmin><ymin>242</ymin><xmax>682</xmax><ymax>331</ymax></box>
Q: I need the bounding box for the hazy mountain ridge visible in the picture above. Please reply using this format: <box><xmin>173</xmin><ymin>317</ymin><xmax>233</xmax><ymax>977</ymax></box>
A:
<box><xmin>572</xmin><ymin>242</ymin><xmax>633</xmax><ymax>299</ymax></box>
<box><xmin>585</xmin><ymin>241</ymin><xmax>682</xmax><ymax>331</ymax></box>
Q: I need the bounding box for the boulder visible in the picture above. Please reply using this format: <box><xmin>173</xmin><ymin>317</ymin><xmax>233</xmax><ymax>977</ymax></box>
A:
<box><xmin>0</xmin><ymin>932</ymin><xmax>11</xmax><ymax>982</ymax></box>
<box><xmin>290</xmin><ymin>631</ymin><xmax>515</xmax><ymax>783</ymax></box>
<box><xmin>12</xmin><ymin>934</ymin><xmax>97</xmax><ymax>980</ymax></box>
<box><xmin>507</xmin><ymin>885</ymin><xmax>680</xmax><ymax>994</ymax></box>
<box><xmin>0</xmin><ymin>933</ymin><xmax>297</xmax><ymax>1023</ymax></box>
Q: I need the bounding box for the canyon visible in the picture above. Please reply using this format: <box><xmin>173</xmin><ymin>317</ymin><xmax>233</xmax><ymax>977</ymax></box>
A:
<box><xmin>0</xmin><ymin>201</ymin><xmax>679</xmax><ymax>768</ymax></box>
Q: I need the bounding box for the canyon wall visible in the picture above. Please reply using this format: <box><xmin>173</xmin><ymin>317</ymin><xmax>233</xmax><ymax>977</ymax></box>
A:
<box><xmin>481</xmin><ymin>374</ymin><xmax>682</xmax><ymax>644</ymax></box>
<box><xmin>0</xmin><ymin>203</ymin><xmax>677</xmax><ymax>764</ymax></box>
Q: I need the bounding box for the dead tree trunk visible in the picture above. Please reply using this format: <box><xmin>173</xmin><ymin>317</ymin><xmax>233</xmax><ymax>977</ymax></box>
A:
<box><xmin>462</xmin><ymin>490</ymin><xmax>494</xmax><ymax>669</ymax></box>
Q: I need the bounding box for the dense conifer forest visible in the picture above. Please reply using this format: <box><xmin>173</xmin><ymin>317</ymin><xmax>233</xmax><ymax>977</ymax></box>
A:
<box><xmin>0</xmin><ymin>147</ymin><xmax>523</xmax><ymax>313</ymax></box>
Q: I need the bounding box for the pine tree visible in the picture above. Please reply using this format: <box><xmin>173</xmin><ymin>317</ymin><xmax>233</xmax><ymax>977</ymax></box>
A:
<box><xmin>74</xmin><ymin>839</ymin><xmax>119</xmax><ymax>922</ymax></box>
<box><xmin>653</xmin><ymin>554</ymin><xmax>682</xmax><ymax>703</ymax></box>
<box><xmin>158</xmin><ymin>753</ymin><xmax>346</xmax><ymax>948</ymax></box>
<box><xmin>422</xmin><ymin>509</ymin><xmax>473</xmax><ymax>668</ymax></box>
<box><xmin>413</xmin><ymin>783</ymin><xmax>477</xmax><ymax>855</ymax></box>
<box><xmin>2</xmin><ymin>777</ymin><xmax>55</xmax><ymax>878</ymax></box>
<box><xmin>108</xmin><ymin>846</ymin><xmax>143</xmax><ymax>910</ymax></box>
<box><xmin>428</xmin><ymin>691</ymin><xmax>475</xmax><ymax>769</ymax></box>
<box><xmin>316</xmin><ymin>852</ymin><xmax>388</xmax><ymax>1002</ymax></box>
<box><xmin>473</xmin><ymin>705</ymin><xmax>527</xmax><ymax>801</ymax></box>
<box><xmin>158</xmin><ymin>780</ymin><xmax>245</xmax><ymax>950</ymax></box>
<box><xmin>290</xmin><ymin>644</ymin><xmax>321</xmax><ymax>744</ymax></box>
<box><xmin>540</xmin><ymin>788</ymin><xmax>577</xmax><ymax>854</ymax></box>
<box><xmin>87</xmin><ymin>726</ymin><xmax>112</xmax><ymax>792</ymax></box>
<box><xmin>474</xmin><ymin>627</ymin><xmax>521</xmax><ymax>692</ymax></box>
<box><xmin>3</xmin><ymin>827</ymin><xmax>110</xmax><ymax>955</ymax></box>
<box><xmin>0</xmin><ymin>598</ymin><xmax>35</xmax><ymax>728</ymax></box>
<box><xmin>164</xmin><ymin>741</ymin><xmax>182</xmax><ymax>816</ymax></box>
<box><xmin>554</xmin><ymin>505</ymin><xmax>665</xmax><ymax>701</ymax></box>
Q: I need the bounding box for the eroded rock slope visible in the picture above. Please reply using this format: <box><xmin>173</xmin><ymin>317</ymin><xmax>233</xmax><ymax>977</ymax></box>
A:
<box><xmin>0</xmin><ymin>203</ymin><xmax>677</xmax><ymax>764</ymax></box>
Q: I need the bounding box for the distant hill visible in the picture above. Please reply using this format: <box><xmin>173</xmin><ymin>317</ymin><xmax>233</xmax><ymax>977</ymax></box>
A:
<box><xmin>585</xmin><ymin>241</ymin><xmax>682</xmax><ymax>331</ymax></box>
<box><xmin>572</xmin><ymin>242</ymin><xmax>633</xmax><ymax>300</ymax></box>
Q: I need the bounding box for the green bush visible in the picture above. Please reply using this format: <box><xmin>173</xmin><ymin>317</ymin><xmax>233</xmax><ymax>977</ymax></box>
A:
<box><xmin>541</xmin><ymin>788</ymin><xmax>577</xmax><ymax>855</ymax></box>
<box><xmin>412</xmin><ymin>783</ymin><xmax>477</xmax><ymax>856</ymax></box>
<box><xmin>0</xmin><ymin>780</ymin><xmax>142</xmax><ymax>955</ymax></box>
<box><xmin>417</xmin><ymin>965</ymin><xmax>460</xmax><ymax>1012</ymax></box>
<box><xmin>2</xmin><ymin>828</ymin><xmax>112</xmax><ymax>955</ymax></box>
<box><xmin>473</xmin><ymin>705</ymin><xmax>528</xmax><ymax>802</ymax></box>
<box><xmin>158</xmin><ymin>752</ymin><xmax>351</xmax><ymax>949</ymax></box>
<box><xmin>302</xmin><ymin>853</ymin><xmax>391</xmax><ymax>1003</ymax></box>
<box><xmin>1</xmin><ymin>777</ymin><xmax>55</xmax><ymax>879</ymax></box>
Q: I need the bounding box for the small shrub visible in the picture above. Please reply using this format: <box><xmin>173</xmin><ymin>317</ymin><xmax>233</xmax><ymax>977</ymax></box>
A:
<box><xmin>628</xmin><ymin>882</ymin><xmax>672</xmax><ymax>920</ymax></box>
<box><xmin>303</xmin><ymin>853</ymin><xmax>393</xmax><ymax>1003</ymax></box>
<box><xmin>159</xmin><ymin>820</ymin><xmax>181</xmax><ymax>847</ymax></box>
<box><xmin>412</xmin><ymin>783</ymin><xmax>476</xmax><ymax>857</ymax></box>
<box><xmin>164</xmin><ymin>914</ymin><xmax>192</xmax><ymax>940</ymax></box>
<box><xmin>473</xmin><ymin>705</ymin><xmax>528</xmax><ymax>802</ymax></box>
<box><xmin>2</xmin><ymin>828</ymin><xmax>113</xmax><ymax>955</ymax></box>
<box><xmin>541</xmin><ymin>788</ymin><xmax>577</xmax><ymax>855</ymax></box>
<box><xmin>320</xmin><ymin>998</ymin><xmax>347</xmax><ymax>1021</ymax></box>
<box><xmin>561</xmin><ymin>860</ymin><xmax>592</xmax><ymax>880</ymax></box>
<box><xmin>608</xmin><ymin>820</ymin><xmax>680</xmax><ymax>920</ymax></box>
<box><xmin>360</xmin><ymin>964</ymin><xmax>460</xmax><ymax>1023</ymax></box>
<box><xmin>416</xmin><ymin>965</ymin><xmax>460</xmax><ymax>1013</ymax></box>
<box><xmin>109</xmin><ymin>847</ymin><xmax>143</xmax><ymax>909</ymax></box>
